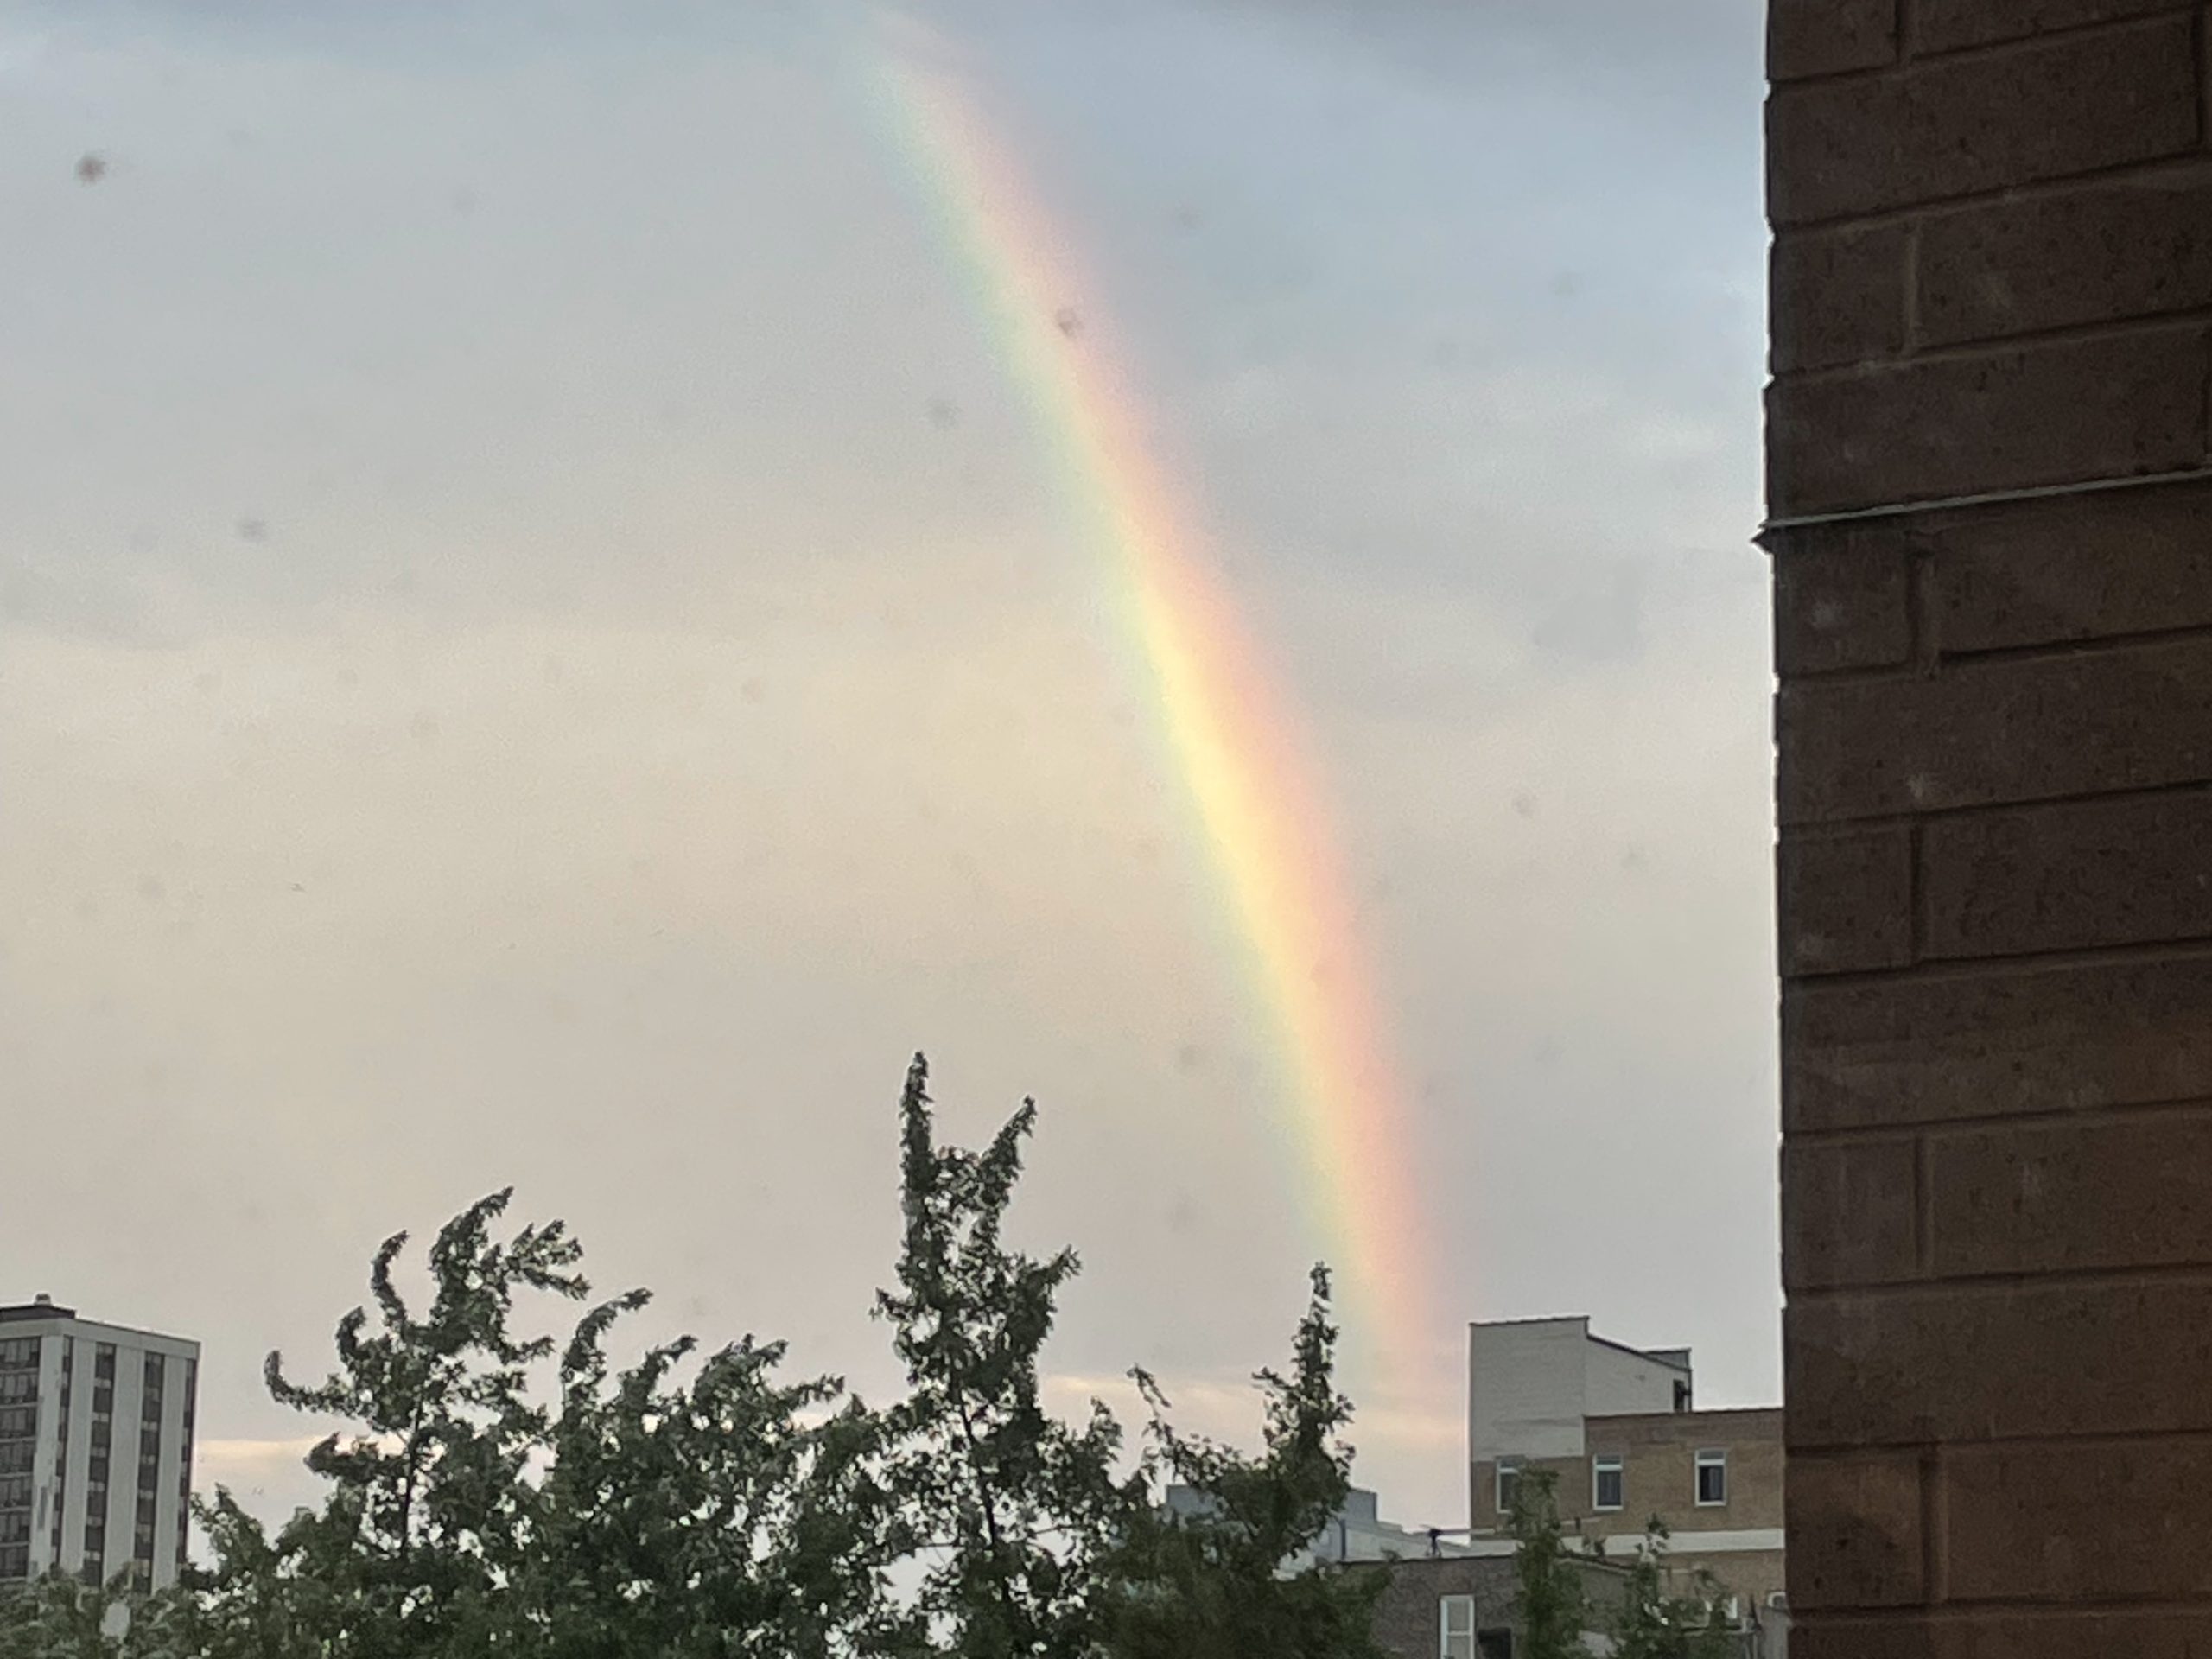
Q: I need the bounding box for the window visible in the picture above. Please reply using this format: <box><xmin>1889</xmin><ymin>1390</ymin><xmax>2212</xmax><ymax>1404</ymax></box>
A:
<box><xmin>1592</xmin><ymin>1454</ymin><xmax>1624</xmax><ymax>1511</ymax></box>
<box><xmin>1477</xmin><ymin>1635</ymin><xmax>1513</xmax><ymax>1659</ymax></box>
<box><xmin>1440</xmin><ymin>1593</ymin><xmax>1474</xmax><ymax>1659</ymax></box>
<box><xmin>1695</xmin><ymin>1448</ymin><xmax>1728</xmax><ymax>1507</ymax></box>
<box><xmin>1494</xmin><ymin>1459</ymin><xmax>1522</xmax><ymax>1518</ymax></box>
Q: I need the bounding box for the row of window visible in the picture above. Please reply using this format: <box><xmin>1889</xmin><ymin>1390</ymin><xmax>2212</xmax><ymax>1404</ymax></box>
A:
<box><xmin>0</xmin><ymin>1339</ymin><xmax>41</xmax><ymax>1372</ymax></box>
<box><xmin>1497</xmin><ymin>1447</ymin><xmax>1731</xmax><ymax>1516</ymax></box>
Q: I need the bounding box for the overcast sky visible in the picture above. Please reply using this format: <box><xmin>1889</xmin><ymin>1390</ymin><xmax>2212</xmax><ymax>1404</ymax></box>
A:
<box><xmin>2</xmin><ymin>0</ymin><xmax>1772</xmax><ymax>1531</ymax></box>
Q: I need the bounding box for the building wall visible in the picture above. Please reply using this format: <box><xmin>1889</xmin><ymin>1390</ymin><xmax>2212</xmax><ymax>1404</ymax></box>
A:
<box><xmin>1474</xmin><ymin>1410</ymin><xmax>1783</xmax><ymax>1534</ymax></box>
<box><xmin>1357</xmin><ymin>1554</ymin><xmax>1630</xmax><ymax>1659</ymax></box>
<box><xmin>1471</xmin><ymin>1408</ymin><xmax>1784</xmax><ymax>1623</ymax></box>
<box><xmin>1468</xmin><ymin>1318</ymin><xmax>1596</xmax><ymax>1465</ymax></box>
<box><xmin>1583</xmin><ymin>1338</ymin><xmax>1690</xmax><ymax>1420</ymax></box>
<box><xmin>1468</xmin><ymin>1318</ymin><xmax>1690</xmax><ymax>1531</ymax></box>
<box><xmin>1768</xmin><ymin>3</ymin><xmax>2212</xmax><ymax>1653</ymax></box>
<box><xmin>1586</xmin><ymin>1409</ymin><xmax>1785</xmax><ymax>1537</ymax></box>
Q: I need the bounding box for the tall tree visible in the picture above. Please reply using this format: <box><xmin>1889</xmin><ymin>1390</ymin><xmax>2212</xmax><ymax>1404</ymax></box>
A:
<box><xmin>244</xmin><ymin>1188</ymin><xmax>588</xmax><ymax>1656</ymax></box>
<box><xmin>1507</xmin><ymin>1470</ymin><xmax>1588</xmax><ymax>1659</ymax></box>
<box><xmin>1101</xmin><ymin>1267</ymin><xmax>1389</xmax><ymax>1659</ymax></box>
<box><xmin>875</xmin><ymin>1054</ymin><xmax>1141</xmax><ymax>1659</ymax></box>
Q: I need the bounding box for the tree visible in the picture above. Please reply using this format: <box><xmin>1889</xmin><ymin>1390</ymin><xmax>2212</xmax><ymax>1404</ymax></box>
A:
<box><xmin>188</xmin><ymin>1188</ymin><xmax>903</xmax><ymax>1658</ymax></box>
<box><xmin>518</xmin><ymin>1315</ymin><xmax>903</xmax><ymax>1658</ymax></box>
<box><xmin>0</xmin><ymin>1571</ymin><xmax>157</xmax><ymax>1659</ymax></box>
<box><xmin>1100</xmin><ymin>1267</ymin><xmax>1388</xmax><ymax>1659</ymax></box>
<box><xmin>3</xmin><ymin>1053</ymin><xmax>1394</xmax><ymax>1659</ymax></box>
<box><xmin>1506</xmin><ymin>1470</ymin><xmax>1587</xmax><ymax>1659</ymax></box>
<box><xmin>1608</xmin><ymin>1519</ymin><xmax>1734</xmax><ymax>1659</ymax></box>
<box><xmin>235</xmin><ymin>1188</ymin><xmax>589</xmax><ymax>1656</ymax></box>
<box><xmin>875</xmin><ymin>1054</ymin><xmax>1142</xmax><ymax>1659</ymax></box>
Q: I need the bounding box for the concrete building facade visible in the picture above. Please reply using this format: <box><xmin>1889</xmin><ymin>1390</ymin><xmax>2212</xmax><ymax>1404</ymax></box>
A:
<box><xmin>1768</xmin><ymin>3</ymin><xmax>2212</xmax><ymax>1654</ymax></box>
<box><xmin>0</xmin><ymin>1297</ymin><xmax>199</xmax><ymax>1592</ymax></box>
<box><xmin>1467</xmin><ymin>1319</ymin><xmax>1784</xmax><ymax>1636</ymax></box>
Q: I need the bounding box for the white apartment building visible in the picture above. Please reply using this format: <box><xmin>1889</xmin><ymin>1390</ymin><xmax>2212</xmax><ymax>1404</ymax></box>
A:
<box><xmin>0</xmin><ymin>1296</ymin><xmax>200</xmax><ymax>1592</ymax></box>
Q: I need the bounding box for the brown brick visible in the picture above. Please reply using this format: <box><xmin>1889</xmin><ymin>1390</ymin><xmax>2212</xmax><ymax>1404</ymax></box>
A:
<box><xmin>1789</xmin><ymin>1278</ymin><xmax>2212</xmax><ymax>1446</ymax></box>
<box><xmin>1947</xmin><ymin>1438</ymin><xmax>2212</xmax><ymax>1601</ymax></box>
<box><xmin>1787</xmin><ymin>1627</ymin><xmax>1935</xmax><ymax>1659</ymax></box>
<box><xmin>1793</xmin><ymin>1611</ymin><xmax>2212</xmax><ymax>1659</ymax></box>
<box><xmin>1766</xmin><ymin>326</ymin><xmax>2208</xmax><ymax>518</ymax></box>
<box><xmin>1767</xmin><ymin>18</ymin><xmax>2200</xmax><ymax>226</ymax></box>
<box><xmin>1783</xmin><ymin>1136</ymin><xmax>1920</xmax><ymax>1289</ymax></box>
<box><xmin>1930</xmin><ymin>1109</ymin><xmax>2212</xmax><ymax>1274</ymax></box>
<box><xmin>1780</xmin><ymin>825</ymin><xmax>1915</xmax><ymax>973</ymax></box>
<box><xmin>1786</xmin><ymin>1452</ymin><xmax>1925</xmax><ymax>1610</ymax></box>
<box><xmin>1920</xmin><ymin>167</ymin><xmax>2212</xmax><ymax>346</ymax></box>
<box><xmin>1923</xmin><ymin>787</ymin><xmax>2212</xmax><ymax>958</ymax></box>
<box><xmin>1778</xmin><ymin>633</ymin><xmax>2212</xmax><ymax>823</ymax></box>
<box><xmin>1772</xmin><ymin>222</ymin><xmax>1911</xmax><ymax>372</ymax></box>
<box><xmin>1785</xmin><ymin>951</ymin><xmax>2212</xmax><ymax>1132</ymax></box>
<box><xmin>1771</xmin><ymin>518</ymin><xmax>1914</xmax><ymax>674</ymax></box>
<box><xmin>1914</xmin><ymin>0</ymin><xmax>2191</xmax><ymax>55</ymax></box>
<box><xmin>1929</xmin><ymin>476</ymin><xmax>2212</xmax><ymax>652</ymax></box>
<box><xmin>1770</xmin><ymin>0</ymin><xmax>1899</xmax><ymax>80</ymax></box>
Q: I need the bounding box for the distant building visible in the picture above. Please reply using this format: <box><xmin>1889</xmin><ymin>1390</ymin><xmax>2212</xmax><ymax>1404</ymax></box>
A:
<box><xmin>1161</xmin><ymin>1483</ymin><xmax>1473</xmax><ymax>1571</ymax></box>
<box><xmin>0</xmin><ymin>1296</ymin><xmax>200</xmax><ymax>1592</ymax></box>
<box><xmin>1351</xmin><ymin>1552</ymin><xmax>1631</xmax><ymax>1659</ymax></box>
<box><xmin>1465</xmin><ymin>1317</ymin><xmax>1785</xmax><ymax>1650</ymax></box>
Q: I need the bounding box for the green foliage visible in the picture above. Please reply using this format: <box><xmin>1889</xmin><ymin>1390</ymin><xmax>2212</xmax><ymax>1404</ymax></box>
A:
<box><xmin>245</xmin><ymin>1190</ymin><xmax>588</xmax><ymax>1656</ymax></box>
<box><xmin>1100</xmin><ymin>1267</ymin><xmax>1388</xmax><ymax>1659</ymax></box>
<box><xmin>189</xmin><ymin>1191</ymin><xmax>901</xmax><ymax>1658</ymax></box>
<box><xmin>0</xmin><ymin>1570</ymin><xmax>185</xmax><ymax>1659</ymax></box>
<box><xmin>3</xmin><ymin>1053</ymin><xmax>1386</xmax><ymax>1659</ymax></box>
<box><xmin>875</xmin><ymin>1054</ymin><xmax>1141</xmax><ymax>1659</ymax></box>
<box><xmin>1506</xmin><ymin>1470</ymin><xmax>1587</xmax><ymax>1659</ymax></box>
<box><xmin>1610</xmin><ymin>1519</ymin><xmax>1735</xmax><ymax>1659</ymax></box>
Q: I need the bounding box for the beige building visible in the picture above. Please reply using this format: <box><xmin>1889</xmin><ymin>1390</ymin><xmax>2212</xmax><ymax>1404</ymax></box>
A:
<box><xmin>1466</xmin><ymin>1317</ymin><xmax>1785</xmax><ymax>1648</ymax></box>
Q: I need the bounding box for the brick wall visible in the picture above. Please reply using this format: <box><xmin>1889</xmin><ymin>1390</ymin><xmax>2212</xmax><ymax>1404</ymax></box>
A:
<box><xmin>1355</xmin><ymin>1557</ymin><xmax>1630</xmax><ymax>1659</ymax></box>
<box><xmin>1769</xmin><ymin>3</ymin><xmax>2212</xmax><ymax>1655</ymax></box>
<box><xmin>1474</xmin><ymin>1410</ymin><xmax>1785</xmax><ymax>1536</ymax></box>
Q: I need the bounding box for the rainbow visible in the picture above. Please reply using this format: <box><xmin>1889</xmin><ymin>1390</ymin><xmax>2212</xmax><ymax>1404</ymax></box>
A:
<box><xmin>860</xmin><ymin>16</ymin><xmax>1438</xmax><ymax>1388</ymax></box>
